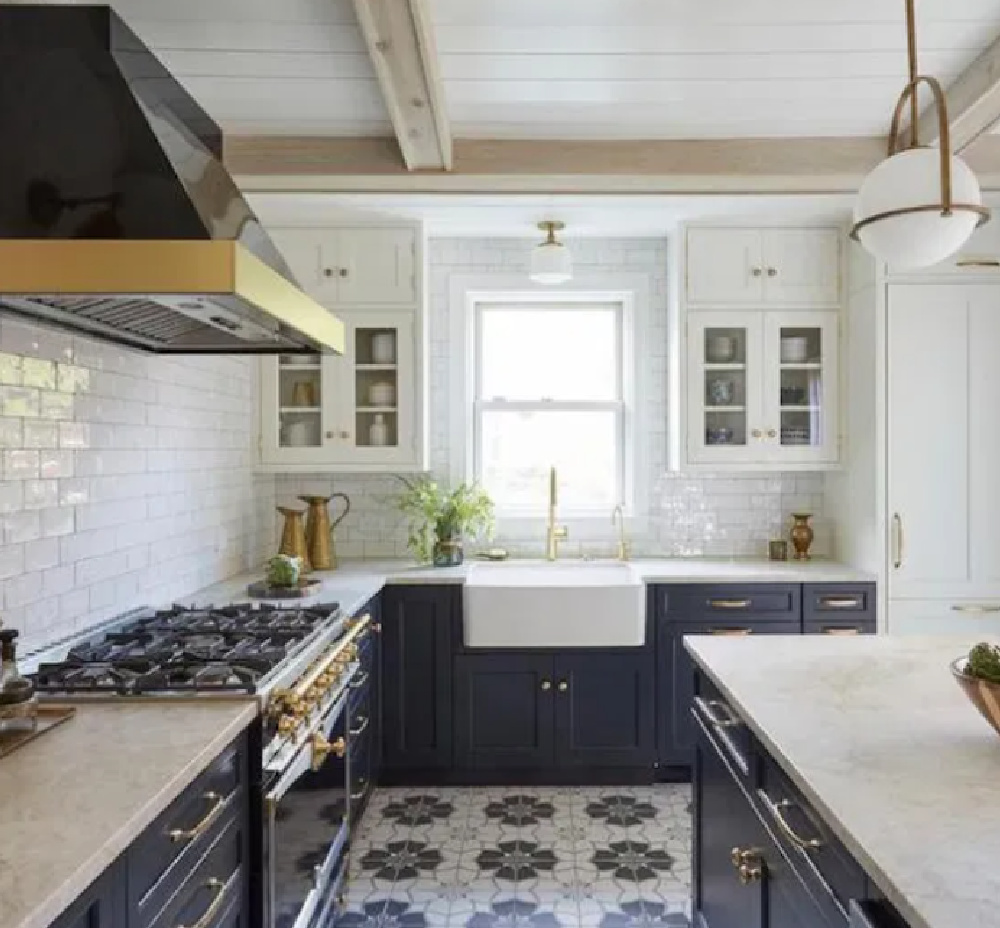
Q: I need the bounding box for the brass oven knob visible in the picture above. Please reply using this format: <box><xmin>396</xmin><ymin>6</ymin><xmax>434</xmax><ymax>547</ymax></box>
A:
<box><xmin>739</xmin><ymin>862</ymin><xmax>763</xmax><ymax>885</ymax></box>
<box><xmin>317</xmin><ymin>671</ymin><xmax>339</xmax><ymax>688</ymax></box>
<box><xmin>306</xmin><ymin>685</ymin><xmax>325</xmax><ymax>705</ymax></box>
<box><xmin>278</xmin><ymin>716</ymin><xmax>299</xmax><ymax>737</ymax></box>
<box><xmin>310</xmin><ymin>733</ymin><xmax>346</xmax><ymax>771</ymax></box>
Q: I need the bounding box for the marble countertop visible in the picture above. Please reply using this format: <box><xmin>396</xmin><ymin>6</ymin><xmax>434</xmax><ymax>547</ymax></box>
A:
<box><xmin>0</xmin><ymin>700</ymin><xmax>258</xmax><ymax>928</ymax></box>
<box><xmin>684</xmin><ymin>634</ymin><xmax>1000</xmax><ymax>928</ymax></box>
<box><xmin>183</xmin><ymin>557</ymin><xmax>874</xmax><ymax>613</ymax></box>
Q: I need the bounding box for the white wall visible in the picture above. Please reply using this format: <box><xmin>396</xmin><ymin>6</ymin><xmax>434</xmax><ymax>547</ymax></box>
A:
<box><xmin>276</xmin><ymin>237</ymin><xmax>829</xmax><ymax>559</ymax></box>
<box><xmin>0</xmin><ymin>318</ymin><xmax>275</xmax><ymax>652</ymax></box>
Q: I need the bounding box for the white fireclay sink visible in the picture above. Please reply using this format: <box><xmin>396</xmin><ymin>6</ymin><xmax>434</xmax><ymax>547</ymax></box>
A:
<box><xmin>463</xmin><ymin>562</ymin><xmax>645</xmax><ymax>648</ymax></box>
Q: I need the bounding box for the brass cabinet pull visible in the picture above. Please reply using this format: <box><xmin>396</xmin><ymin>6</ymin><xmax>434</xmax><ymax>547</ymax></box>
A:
<box><xmin>819</xmin><ymin>597</ymin><xmax>861</xmax><ymax>609</ymax></box>
<box><xmin>168</xmin><ymin>791</ymin><xmax>225</xmax><ymax>843</ymax></box>
<box><xmin>338</xmin><ymin>267</ymin><xmax>349</xmax><ymax>278</ymax></box>
<box><xmin>709</xmin><ymin>627</ymin><xmax>752</xmax><ymax>636</ymax></box>
<box><xmin>892</xmin><ymin>513</ymin><xmax>903</xmax><ymax>568</ymax></box>
<box><xmin>349</xmin><ymin>670</ymin><xmax>370</xmax><ymax>690</ymax></box>
<box><xmin>951</xmin><ymin>604</ymin><xmax>1000</xmax><ymax>613</ymax></box>
<box><xmin>821</xmin><ymin>626</ymin><xmax>860</xmax><ymax>635</ymax></box>
<box><xmin>730</xmin><ymin>847</ymin><xmax>764</xmax><ymax>885</ymax></box>
<box><xmin>956</xmin><ymin>258</ymin><xmax>1000</xmax><ymax>268</ymax></box>
<box><xmin>696</xmin><ymin>696</ymin><xmax>742</xmax><ymax>728</ymax></box>
<box><xmin>351</xmin><ymin>778</ymin><xmax>369</xmax><ymax>801</ymax></box>
<box><xmin>540</xmin><ymin>680</ymin><xmax>552</xmax><ymax>691</ymax></box>
<box><xmin>557</xmin><ymin>681</ymin><xmax>569</xmax><ymax>693</ymax></box>
<box><xmin>349</xmin><ymin>715</ymin><xmax>370</xmax><ymax>737</ymax></box>
<box><xmin>175</xmin><ymin>877</ymin><xmax>228</xmax><ymax>928</ymax></box>
<box><xmin>766</xmin><ymin>267</ymin><xmax>778</xmax><ymax>278</ymax></box>
<box><xmin>759</xmin><ymin>792</ymin><xmax>825</xmax><ymax>851</ymax></box>
<box><xmin>709</xmin><ymin>599</ymin><xmax>751</xmax><ymax>609</ymax></box>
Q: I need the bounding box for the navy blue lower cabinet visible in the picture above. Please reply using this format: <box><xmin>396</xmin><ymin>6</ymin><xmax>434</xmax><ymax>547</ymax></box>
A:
<box><xmin>553</xmin><ymin>651</ymin><xmax>655</xmax><ymax>767</ymax></box>
<box><xmin>49</xmin><ymin>863</ymin><xmax>127</xmax><ymax>928</ymax></box>
<box><xmin>455</xmin><ymin>653</ymin><xmax>554</xmax><ymax>768</ymax></box>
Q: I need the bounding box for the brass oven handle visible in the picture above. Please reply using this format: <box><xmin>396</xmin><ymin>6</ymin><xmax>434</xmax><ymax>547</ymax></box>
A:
<box><xmin>709</xmin><ymin>599</ymin><xmax>751</xmax><ymax>609</ymax></box>
<box><xmin>350</xmin><ymin>715</ymin><xmax>370</xmax><ymax>737</ymax></box>
<box><xmin>168</xmin><ymin>791</ymin><xmax>225</xmax><ymax>843</ymax></box>
<box><xmin>349</xmin><ymin>670</ymin><xmax>370</xmax><ymax>690</ymax></box>
<box><xmin>759</xmin><ymin>793</ymin><xmax>825</xmax><ymax>851</ymax></box>
<box><xmin>175</xmin><ymin>877</ymin><xmax>227</xmax><ymax>928</ymax></box>
<box><xmin>819</xmin><ymin>597</ymin><xmax>861</xmax><ymax>609</ymax></box>
<box><xmin>821</xmin><ymin>626</ymin><xmax>860</xmax><ymax>635</ymax></box>
<box><xmin>695</xmin><ymin>696</ymin><xmax>742</xmax><ymax>729</ymax></box>
<box><xmin>892</xmin><ymin>512</ymin><xmax>903</xmax><ymax>569</ymax></box>
<box><xmin>351</xmin><ymin>778</ymin><xmax>369</xmax><ymax>801</ymax></box>
<box><xmin>951</xmin><ymin>604</ymin><xmax>1000</xmax><ymax>613</ymax></box>
<box><xmin>710</xmin><ymin>627</ymin><xmax>752</xmax><ymax>636</ymax></box>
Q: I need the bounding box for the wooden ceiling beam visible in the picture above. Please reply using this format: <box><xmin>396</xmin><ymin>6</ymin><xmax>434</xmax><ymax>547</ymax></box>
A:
<box><xmin>351</xmin><ymin>0</ymin><xmax>452</xmax><ymax>170</ymax></box>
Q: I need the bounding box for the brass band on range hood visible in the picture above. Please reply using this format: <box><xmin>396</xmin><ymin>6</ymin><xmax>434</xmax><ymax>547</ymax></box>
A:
<box><xmin>0</xmin><ymin>240</ymin><xmax>345</xmax><ymax>354</ymax></box>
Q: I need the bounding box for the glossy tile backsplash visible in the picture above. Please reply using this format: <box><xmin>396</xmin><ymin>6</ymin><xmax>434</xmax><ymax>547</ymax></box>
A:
<box><xmin>0</xmin><ymin>318</ymin><xmax>274</xmax><ymax>651</ymax></box>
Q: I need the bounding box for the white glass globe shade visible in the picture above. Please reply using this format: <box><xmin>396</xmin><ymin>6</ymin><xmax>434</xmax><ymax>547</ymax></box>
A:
<box><xmin>530</xmin><ymin>240</ymin><xmax>573</xmax><ymax>284</ymax></box>
<box><xmin>853</xmin><ymin>147</ymin><xmax>983</xmax><ymax>270</ymax></box>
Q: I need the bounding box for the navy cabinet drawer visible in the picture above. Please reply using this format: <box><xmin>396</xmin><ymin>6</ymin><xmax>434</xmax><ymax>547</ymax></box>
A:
<box><xmin>129</xmin><ymin>736</ymin><xmax>245</xmax><ymax>925</ymax></box>
<box><xmin>661</xmin><ymin>584</ymin><xmax>801</xmax><ymax>623</ymax></box>
<box><xmin>804</xmin><ymin>584</ymin><xmax>876</xmax><ymax>635</ymax></box>
<box><xmin>757</xmin><ymin>757</ymin><xmax>866</xmax><ymax>919</ymax></box>
<box><xmin>148</xmin><ymin>816</ymin><xmax>244</xmax><ymax>928</ymax></box>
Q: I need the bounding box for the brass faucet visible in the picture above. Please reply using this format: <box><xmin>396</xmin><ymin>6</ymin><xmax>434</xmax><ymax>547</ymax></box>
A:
<box><xmin>612</xmin><ymin>504</ymin><xmax>630</xmax><ymax>561</ymax></box>
<box><xmin>546</xmin><ymin>466</ymin><xmax>567</xmax><ymax>560</ymax></box>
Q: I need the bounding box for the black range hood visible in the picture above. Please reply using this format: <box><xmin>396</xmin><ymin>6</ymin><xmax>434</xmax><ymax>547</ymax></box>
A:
<box><xmin>0</xmin><ymin>5</ymin><xmax>344</xmax><ymax>354</ymax></box>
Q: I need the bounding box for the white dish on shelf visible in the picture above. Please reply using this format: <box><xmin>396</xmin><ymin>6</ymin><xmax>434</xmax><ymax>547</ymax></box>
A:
<box><xmin>371</xmin><ymin>332</ymin><xmax>396</xmax><ymax>364</ymax></box>
<box><xmin>368</xmin><ymin>381</ymin><xmax>395</xmax><ymax>407</ymax></box>
<box><xmin>706</xmin><ymin>335</ymin><xmax>735</xmax><ymax>363</ymax></box>
<box><xmin>780</xmin><ymin>337</ymin><xmax>809</xmax><ymax>363</ymax></box>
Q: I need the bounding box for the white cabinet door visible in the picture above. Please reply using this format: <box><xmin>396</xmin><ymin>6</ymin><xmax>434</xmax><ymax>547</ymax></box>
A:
<box><xmin>761</xmin><ymin>229</ymin><xmax>841</xmax><ymax>305</ymax></box>
<box><xmin>687</xmin><ymin>312</ymin><xmax>765</xmax><ymax>464</ymax></box>
<box><xmin>268</xmin><ymin>229</ymin><xmax>340</xmax><ymax>302</ymax></box>
<box><xmin>334</xmin><ymin>228</ymin><xmax>416</xmax><ymax>305</ymax></box>
<box><xmin>888</xmin><ymin>284</ymin><xmax>972</xmax><ymax>598</ymax></box>
<box><xmin>686</xmin><ymin>229</ymin><xmax>764</xmax><ymax>305</ymax></box>
<box><xmin>761</xmin><ymin>311</ymin><xmax>839</xmax><ymax>465</ymax></box>
<box><xmin>259</xmin><ymin>353</ymin><xmax>340</xmax><ymax>466</ymax></box>
<box><xmin>888</xmin><ymin>598</ymin><xmax>1000</xmax><ymax>636</ymax></box>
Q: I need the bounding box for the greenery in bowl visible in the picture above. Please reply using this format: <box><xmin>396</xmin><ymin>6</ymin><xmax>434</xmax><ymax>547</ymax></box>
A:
<box><xmin>963</xmin><ymin>642</ymin><xmax>1000</xmax><ymax>683</ymax></box>
<box><xmin>395</xmin><ymin>476</ymin><xmax>495</xmax><ymax>564</ymax></box>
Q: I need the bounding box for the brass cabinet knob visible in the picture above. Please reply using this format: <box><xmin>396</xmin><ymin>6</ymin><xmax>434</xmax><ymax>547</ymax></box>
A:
<box><xmin>767</xmin><ymin>267</ymin><xmax>778</xmax><ymax>277</ymax></box>
<box><xmin>339</xmin><ymin>268</ymin><xmax>349</xmax><ymax>278</ymax></box>
<box><xmin>540</xmin><ymin>680</ymin><xmax>552</xmax><ymax>691</ymax></box>
<box><xmin>751</xmin><ymin>429</ymin><xmax>762</xmax><ymax>439</ymax></box>
<box><xmin>340</xmin><ymin>430</ymin><xmax>351</xmax><ymax>440</ymax></box>
<box><xmin>310</xmin><ymin>733</ymin><xmax>346</xmax><ymax>770</ymax></box>
<box><xmin>739</xmin><ymin>863</ymin><xmax>763</xmax><ymax>884</ymax></box>
<box><xmin>323</xmin><ymin>268</ymin><xmax>334</xmax><ymax>278</ymax></box>
<box><xmin>731</xmin><ymin>846</ymin><xmax>756</xmax><ymax>867</ymax></box>
<box><xmin>751</xmin><ymin>267</ymin><xmax>763</xmax><ymax>278</ymax></box>
<box><xmin>767</xmin><ymin>428</ymin><xmax>777</xmax><ymax>439</ymax></box>
<box><xmin>557</xmin><ymin>681</ymin><xmax>569</xmax><ymax>693</ymax></box>
<box><xmin>325</xmin><ymin>430</ymin><xmax>335</xmax><ymax>440</ymax></box>
<box><xmin>731</xmin><ymin>846</ymin><xmax>764</xmax><ymax>884</ymax></box>
<box><xmin>372</xmin><ymin>623</ymin><xmax>382</xmax><ymax>633</ymax></box>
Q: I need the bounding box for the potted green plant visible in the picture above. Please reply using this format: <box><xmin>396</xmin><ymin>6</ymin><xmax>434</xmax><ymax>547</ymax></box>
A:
<box><xmin>395</xmin><ymin>476</ymin><xmax>495</xmax><ymax>566</ymax></box>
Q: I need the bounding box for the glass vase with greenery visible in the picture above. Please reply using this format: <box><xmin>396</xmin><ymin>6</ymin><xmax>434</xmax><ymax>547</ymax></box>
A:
<box><xmin>395</xmin><ymin>476</ymin><xmax>495</xmax><ymax>566</ymax></box>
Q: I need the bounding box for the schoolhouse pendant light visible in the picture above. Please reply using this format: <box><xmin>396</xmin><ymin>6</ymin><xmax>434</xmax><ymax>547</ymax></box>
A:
<box><xmin>529</xmin><ymin>221</ymin><xmax>573</xmax><ymax>284</ymax></box>
<box><xmin>851</xmin><ymin>0</ymin><xmax>989</xmax><ymax>269</ymax></box>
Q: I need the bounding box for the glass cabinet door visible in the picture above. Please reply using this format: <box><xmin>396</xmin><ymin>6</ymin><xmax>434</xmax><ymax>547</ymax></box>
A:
<box><xmin>687</xmin><ymin>313</ymin><xmax>763</xmax><ymax>463</ymax></box>
<box><xmin>763</xmin><ymin>312</ymin><xmax>839</xmax><ymax>463</ymax></box>
<box><xmin>260</xmin><ymin>353</ymin><xmax>338</xmax><ymax>465</ymax></box>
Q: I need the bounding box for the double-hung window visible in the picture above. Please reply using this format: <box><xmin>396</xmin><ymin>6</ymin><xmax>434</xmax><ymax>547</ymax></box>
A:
<box><xmin>473</xmin><ymin>301</ymin><xmax>626</xmax><ymax>515</ymax></box>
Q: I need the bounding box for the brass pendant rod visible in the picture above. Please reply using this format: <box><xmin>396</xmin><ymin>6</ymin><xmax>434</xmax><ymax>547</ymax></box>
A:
<box><xmin>905</xmin><ymin>0</ymin><xmax>919</xmax><ymax>148</ymax></box>
<box><xmin>888</xmin><ymin>74</ymin><xmax>954</xmax><ymax>213</ymax></box>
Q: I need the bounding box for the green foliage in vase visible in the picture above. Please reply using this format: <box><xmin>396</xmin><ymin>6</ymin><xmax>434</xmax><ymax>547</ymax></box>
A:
<box><xmin>966</xmin><ymin>642</ymin><xmax>1000</xmax><ymax>684</ymax></box>
<box><xmin>394</xmin><ymin>476</ymin><xmax>495</xmax><ymax>564</ymax></box>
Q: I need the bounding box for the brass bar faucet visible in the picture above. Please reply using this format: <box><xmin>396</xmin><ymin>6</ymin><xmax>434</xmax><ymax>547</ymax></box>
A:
<box><xmin>546</xmin><ymin>466</ymin><xmax>567</xmax><ymax>560</ymax></box>
<box><xmin>612</xmin><ymin>504</ymin><xmax>630</xmax><ymax>561</ymax></box>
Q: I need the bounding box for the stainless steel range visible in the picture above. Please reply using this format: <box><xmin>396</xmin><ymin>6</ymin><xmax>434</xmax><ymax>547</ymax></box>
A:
<box><xmin>25</xmin><ymin>599</ymin><xmax>378</xmax><ymax>928</ymax></box>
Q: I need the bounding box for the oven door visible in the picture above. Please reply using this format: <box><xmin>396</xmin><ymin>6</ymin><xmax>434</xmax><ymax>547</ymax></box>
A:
<box><xmin>264</xmin><ymin>694</ymin><xmax>350</xmax><ymax>928</ymax></box>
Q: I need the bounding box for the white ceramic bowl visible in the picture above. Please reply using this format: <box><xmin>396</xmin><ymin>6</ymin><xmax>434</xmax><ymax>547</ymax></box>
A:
<box><xmin>780</xmin><ymin>337</ymin><xmax>809</xmax><ymax>363</ymax></box>
<box><xmin>368</xmin><ymin>381</ymin><xmax>395</xmax><ymax>407</ymax></box>
<box><xmin>707</xmin><ymin>335</ymin><xmax>735</xmax><ymax>363</ymax></box>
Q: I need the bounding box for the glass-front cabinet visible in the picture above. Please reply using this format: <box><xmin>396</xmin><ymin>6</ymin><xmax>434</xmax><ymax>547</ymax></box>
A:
<box><xmin>687</xmin><ymin>310</ymin><xmax>838</xmax><ymax>468</ymax></box>
<box><xmin>260</xmin><ymin>311</ymin><xmax>424</xmax><ymax>471</ymax></box>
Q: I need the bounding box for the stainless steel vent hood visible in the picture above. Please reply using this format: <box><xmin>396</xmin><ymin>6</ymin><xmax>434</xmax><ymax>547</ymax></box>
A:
<box><xmin>0</xmin><ymin>5</ymin><xmax>344</xmax><ymax>355</ymax></box>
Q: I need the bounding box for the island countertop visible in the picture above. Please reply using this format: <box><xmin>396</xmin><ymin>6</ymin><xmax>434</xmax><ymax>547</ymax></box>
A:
<box><xmin>0</xmin><ymin>700</ymin><xmax>258</xmax><ymax>928</ymax></box>
<box><xmin>684</xmin><ymin>634</ymin><xmax>1000</xmax><ymax>928</ymax></box>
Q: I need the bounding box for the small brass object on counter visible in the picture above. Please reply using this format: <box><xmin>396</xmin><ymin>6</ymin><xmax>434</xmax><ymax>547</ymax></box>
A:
<box><xmin>299</xmin><ymin>493</ymin><xmax>350</xmax><ymax>570</ymax></box>
<box><xmin>277</xmin><ymin>506</ymin><xmax>311</xmax><ymax>571</ymax></box>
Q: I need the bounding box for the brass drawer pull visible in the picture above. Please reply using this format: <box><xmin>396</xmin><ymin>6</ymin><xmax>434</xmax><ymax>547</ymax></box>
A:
<box><xmin>176</xmin><ymin>877</ymin><xmax>227</xmax><ymax>928</ymax></box>
<box><xmin>819</xmin><ymin>597</ymin><xmax>861</xmax><ymax>609</ymax></box>
<box><xmin>951</xmin><ymin>604</ymin><xmax>1000</xmax><ymax>613</ymax></box>
<box><xmin>350</xmin><ymin>715</ymin><xmax>370</xmax><ymax>737</ymax></box>
<box><xmin>821</xmin><ymin>626</ymin><xmax>860</xmax><ymax>635</ymax></box>
<box><xmin>351</xmin><ymin>778</ymin><xmax>369</xmax><ymax>801</ymax></box>
<box><xmin>709</xmin><ymin>599</ymin><xmax>751</xmax><ymax>609</ymax></box>
<box><xmin>760</xmin><ymin>792</ymin><xmax>825</xmax><ymax>851</ymax></box>
<box><xmin>695</xmin><ymin>696</ymin><xmax>742</xmax><ymax>729</ymax></box>
<box><xmin>168</xmin><ymin>791</ymin><xmax>225</xmax><ymax>843</ymax></box>
<box><xmin>710</xmin><ymin>627</ymin><xmax>752</xmax><ymax>636</ymax></box>
<box><xmin>557</xmin><ymin>681</ymin><xmax>569</xmax><ymax>693</ymax></box>
<box><xmin>892</xmin><ymin>513</ymin><xmax>903</xmax><ymax>569</ymax></box>
<box><xmin>956</xmin><ymin>258</ymin><xmax>1000</xmax><ymax>268</ymax></box>
<box><xmin>540</xmin><ymin>680</ymin><xmax>552</xmax><ymax>691</ymax></box>
<box><xmin>349</xmin><ymin>670</ymin><xmax>370</xmax><ymax>690</ymax></box>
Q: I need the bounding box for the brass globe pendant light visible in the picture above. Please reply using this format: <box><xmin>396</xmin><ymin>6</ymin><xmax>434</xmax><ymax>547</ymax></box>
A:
<box><xmin>851</xmin><ymin>0</ymin><xmax>990</xmax><ymax>269</ymax></box>
<box><xmin>529</xmin><ymin>221</ymin><xmax>573</xmax><ymax>284</ymax></box>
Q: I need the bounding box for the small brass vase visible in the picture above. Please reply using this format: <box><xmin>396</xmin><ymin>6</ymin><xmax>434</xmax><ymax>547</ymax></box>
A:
<box><xmin>277</xmin><ymin>507</ymin><xmax>311</xmax><ymax>572</ymax></box>
<box><xmin>789</xmin><ymin>513</ymin><xmax>814</xmax><ymax>561</ymax></box>
<box><xmin>300</xmin><ymin>493</ymin><xmax>351</xmax><ymax>570</ymax></box>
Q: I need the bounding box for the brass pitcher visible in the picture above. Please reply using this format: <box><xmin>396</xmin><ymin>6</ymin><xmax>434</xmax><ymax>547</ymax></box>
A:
<box><xmin>277</xmin><ymin>507</ymin><xmax>311</xmax><ymax>572</ymax></box>
<box><xmin>300</xmin><ymin>494</ymin><xmax>351</xmax><ymax>570</ymax></box>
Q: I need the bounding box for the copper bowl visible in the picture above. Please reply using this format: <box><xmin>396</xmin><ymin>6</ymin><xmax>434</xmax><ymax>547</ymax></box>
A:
<box><xmin>951</xmin><ymin>657</ymin><xmax>1000</xmax><ymax>737</ymax></box>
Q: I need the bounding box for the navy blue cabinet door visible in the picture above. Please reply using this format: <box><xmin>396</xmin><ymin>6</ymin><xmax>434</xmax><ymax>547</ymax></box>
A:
<box><xmin>661</xmin><ymin>620</ymin><xmax>800</xmax><ymax>767</ymax></box>
<box><xmin>381</xmin><ymin>585</ymin><xmax>457</xmax><ymax>768</ymax></box>
<box><xmin>694</xmin><ymin>716</ymin><xmax>765</xmax><ymax>928</ymax></box>
<box><xmin>455</xmin><ymin>653</ymin><xmax>554</xmax><ymax>768</ymax></box>
<box><xmin>50</xmin><ymin>863</ymin><xmax>125</xmax><ymax>928</ymax></box>
<box><xmin>553</xmin><ymin>651</ymin><xmax>656</xmax><ymax>768</ymax></box>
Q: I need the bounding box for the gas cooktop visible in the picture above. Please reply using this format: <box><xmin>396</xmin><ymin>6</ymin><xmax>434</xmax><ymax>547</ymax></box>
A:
<box><xmin>30</xmin><ymin>601</ymin><xmax>341</xmax><ymax>696</ymax></box>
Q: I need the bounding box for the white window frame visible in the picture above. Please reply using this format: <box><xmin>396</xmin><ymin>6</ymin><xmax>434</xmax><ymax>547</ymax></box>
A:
<box><xmin>448</xmin><ymin>273</ymin><xmax>652</xmax><ymax>539</ymax></box>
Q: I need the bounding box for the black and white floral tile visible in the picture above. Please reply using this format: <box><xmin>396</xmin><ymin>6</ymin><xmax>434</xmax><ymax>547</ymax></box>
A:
<box><xmin>335</xmin><ymin>785</ymin><xmax>692</xmax><ymax>928</ymax></box>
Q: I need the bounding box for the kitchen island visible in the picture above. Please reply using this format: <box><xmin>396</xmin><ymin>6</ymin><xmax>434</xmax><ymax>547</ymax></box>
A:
<box><xmin>684</xmin><ymin>634</ymin><xmax>1000</xmax><ymax>928</ymax></box>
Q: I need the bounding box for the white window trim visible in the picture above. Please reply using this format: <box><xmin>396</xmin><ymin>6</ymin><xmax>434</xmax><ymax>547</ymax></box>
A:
<box><xmin>448</xmin><ymin>273</ymin><xmax>652</xmax><ymax>539</ymax></box>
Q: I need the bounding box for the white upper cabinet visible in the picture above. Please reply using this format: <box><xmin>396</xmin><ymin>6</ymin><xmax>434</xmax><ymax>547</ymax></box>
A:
<box><xmin>686</xmin><ymin>227</ymin><xmax>841</xmax><ymax>306</ymax></box>
<box><xmin>888</xmin><ymin>283</ymin><xmax>1000</xmax><ymax>600</ymax></box>
<box><xmin>270</xmin><ymin>226</ymin><xmax>418</xmax><ymax>307</ymax></box>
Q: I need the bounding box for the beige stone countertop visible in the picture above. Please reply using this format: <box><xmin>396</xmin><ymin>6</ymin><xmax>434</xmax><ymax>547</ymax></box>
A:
<box><xmin>0</xmin><ymin>700</ymin><xmax>258</xmax><ymax>928</ymax></box>
<box><xmin>183</xmin><ymin>557</ymin><xmax>874</xmax><ymax>615</ymax></box>
<box><xmin>684</xmin><ymin>634</ymin><xmax>1000</xmax><ymax>928</ymax></box>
